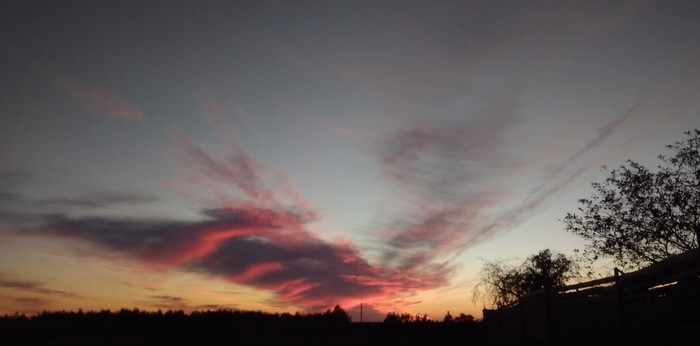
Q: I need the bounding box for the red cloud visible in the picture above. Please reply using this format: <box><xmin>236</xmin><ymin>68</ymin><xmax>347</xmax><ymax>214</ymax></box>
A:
<box><xmin>159</xmin><ymin>94</ymin><xmax>459</xmax><ymax>309</ymax></box>
<box><xmin>1</xmin><ymin>92</ymin><xmax>450</xmax><ymax>313</ymax></box>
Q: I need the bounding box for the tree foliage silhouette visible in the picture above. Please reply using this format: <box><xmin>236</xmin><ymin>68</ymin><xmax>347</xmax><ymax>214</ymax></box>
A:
<box><xmin>473</xmin><ymin>249</ymin><xmax>578</xmax><ymax>308</ymax></box>
<box><xmin>324</xmin><ymin>304</ymin><xmax>351</xmax><ymax>323</ymax></box>
<box><xmin>563</xmin><ymin>129</ymin><xmax>700</xmax><ymax>272</ymax></box>
<box><xmin>1</xmin><ymin>308</ymin><xmax>485</xmax><ymax>346</ymax></box>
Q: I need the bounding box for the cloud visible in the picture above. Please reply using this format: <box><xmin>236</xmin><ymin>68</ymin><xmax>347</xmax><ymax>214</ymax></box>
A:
<box><xmin>0</xmin><ymin>168</ymin><xmax>157</xmax><ymax>214</ymax></box>
<box><xmin>370</xmin><ymin>97</ymin><xmax>643</xmax><ymax>270</ymax></box>
<box><xmin>11</xmin><ymin>297</ymin><xmax>53</xmax><ymax>306</ymax></box>
<box><xmin>374</xmin><ymin>97</ymin><xmax>519</xmax><ymax>200</ymax></box>
<box><xmin>0</xmin><ymin>42</ymin><xmax>144</xmax><ymax>121</ymax></box>
<box><xmin>515</xmin><ymin>104</ymin><xmax>639</xmax><ymax>213</ymax></box>
<box><xmin>369</xmin><ymin>96</ymin><xmax>521</xmax><ymax>271</ymax></box>
<box><xmin>0</xmin><ymin>89</ymin><xmax>641</xmax><ymax>314</ymax></box>
<box><xmin>149</xmin><ymin>295</ymin><xmax>190</xmax><ymax>310</ymax></box>
<box><xmin>19</xmin><ymin>205</ymin><xmax>444</xmax><ymax>311</ymax></box>
<box><xmin>39</xmin><ymin>191</ymin><xmax>158</xmax><ymax>209</ymax></box>
<box><xmin>542</xmin><ymin>103</ymin><xmax>638</xmax><ymax>183</ymax></box>
<box><xmin>0</xmin><ymin>275</ymin><xmax>79</xmax><ymax>298</ymax></box>
<box><xmin>49</xmin><ymin>73</ymin><xmax>145</xmax><ymax>121</ymax></box>
<box><xmin>0</xmin><ymin>95</ymin><xmax>449</xmax><ymax>312</ymax></box>
<box><xmin>7</xmin><ymin>297</ymin><xmax>54</xmax><ymax>315</ymax></box>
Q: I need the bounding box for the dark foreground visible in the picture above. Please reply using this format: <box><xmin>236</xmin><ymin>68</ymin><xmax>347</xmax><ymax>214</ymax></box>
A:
<box><xmin>0</xmin><ymin>309</ymin><xmax>485</xmax><ymax>346</ymax></box>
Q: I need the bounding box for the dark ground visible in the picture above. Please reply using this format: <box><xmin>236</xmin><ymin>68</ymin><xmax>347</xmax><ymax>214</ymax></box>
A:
<box><xmin>0</xmin><ymin>310</ymin><xmax>485</xmax><ymax>346</ymax></box>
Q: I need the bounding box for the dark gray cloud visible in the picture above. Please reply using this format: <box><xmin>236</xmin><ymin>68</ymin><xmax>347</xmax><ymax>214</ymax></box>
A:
<box><xmin>146</xmin><ymin>295</ymin><xmax>237</xmax><ymax>311</ymax></box>
<box><xmin>149</xmin><ymin>295</ymin><xmax>189</xmax><ymax>310</ymax></box>
<box><xmin>0</xmin><ymin>170</ymin><xmax>158</xmax><ymax>222</ymax></box>
<box><xmin>39</xmin><ymin>191</ymin><xmax>158</xmax><ymax>209</ymax></box>
<box><xmin>28</xmin><ymin>208</ymin><xmax>253</xmax><ymax>263</ymax></box>
<box><xmin>193</xmin><ymin>236</ymin><xmax>387</xmax><ymax>307</ymax></box>
<box><xmin>0</xmin><ymin>276</ymin><xmax>79</xmax><ymax>298</ymax></box>
<box><xmin>2</xmin><ymin>206</ymin><xmax>438</xmax><ymax>310</ymax></box>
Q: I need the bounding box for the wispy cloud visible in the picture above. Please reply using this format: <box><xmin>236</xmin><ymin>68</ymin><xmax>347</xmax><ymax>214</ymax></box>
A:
<box><xmin>0</xmin><ymin>276</ymin><xmax>79</xmax><ymax>298</ymax></box>
<box><xmin>369</xmin><ymin>97</ymin><xmax>639</xmax><ymax>277</ymax></box>
<box><xmin>0</xmin><ymin>42</ymin><xmax>144</xmax><ymax>121</ymax></box>
<box><xmin>370</xmin><ymin>96</ymin><xmax>520</xmax><ymax>271</ymax></box>
<box><xmin>9</xmin><ymin>297</ymin><xmax>54</xmax><ymax>313</ymax></box>
<box><xmin>149</xmin><ymin>295</ymin><xmax>190</xmax><ymax>310</ymax></box>
<box><xmin>0</xmin><ymin>95</ymin><xmax>448</xmax><ymax>312</ymax></box>
<box><xmin>49</xmin><ymin>73</ymin><xmax>145</xmax><ymax>121</ymax></box>
<box><xmin>39</xmin><ymin>191</ymin><xmax>158</xmax><ymax>209</ymax></box>
<box><xmin>0</xmin><ymin>90</ymin><xmax>640</xmax><ymax>313</ymax></box>
<box><xmin>521</xmin><ymin>104</ymin><xmax>639</xmax><ymax>206</ymax></box>
<box><xmin>552</xmin><ymin>104</ymin><xmax>637</xmax><ymax>178</ymax></box>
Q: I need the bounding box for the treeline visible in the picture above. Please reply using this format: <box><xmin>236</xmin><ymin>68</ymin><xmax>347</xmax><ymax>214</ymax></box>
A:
<box><xmin>1</xmin><ymin>307</ymin><xmax>484</xmax><ymax>346</ymax></box>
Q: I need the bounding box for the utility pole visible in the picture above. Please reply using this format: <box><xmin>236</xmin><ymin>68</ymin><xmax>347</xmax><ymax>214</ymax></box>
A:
<box><xmin>360</xmin><ymin>302</ymin><xmax>363</xmax><ymax>323</ymax></box>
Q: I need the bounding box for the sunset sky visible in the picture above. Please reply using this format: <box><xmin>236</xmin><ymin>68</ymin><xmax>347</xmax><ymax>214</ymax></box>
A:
<box><xmin>1</xmin><ymin>0</ymin><xmax>700</xmax><ymax>321</ymax></box>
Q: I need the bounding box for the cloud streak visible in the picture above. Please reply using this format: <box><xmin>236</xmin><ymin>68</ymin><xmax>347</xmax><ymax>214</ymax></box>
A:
<box><xmin>39</xmin><ymin>191</ymin><xmax>158</xmax><ymax>209</ymax></box>
<box><xmin>147</xmin><ymin>294</ymin><xmax>237</xmax><ymax>311</ymax></box>
<box><xmin>0</xmin><ymin>95</ymin><xmax>449</xmax><ymax>313</ymax></box>
<box><xmin>0</xmin><ymin>90</ymin><xmax>641</xmax><ymax>314</ymax></box>
<box><xmin>370</xmin><ymin>96</ymin><xmax>521</xmax><ymax>271</ymax></box>
<box><xmin>49</xmin><ymin>73</ymin><xmax>145</xmax><ymax>121</ymax></box>
<box><xmin>0</xmin><ymin>276</ymin><xmax>79</xmax><ymax>298</ymax></box>
<box><xmin>0</xmin><ymin>42</ymin><xmax>144</xmax><ymax>121</ymax></box>
<box><xmin>369</xmin><ymin>97</ymin><xmax>640</xmax><ymax>276</ymax></box>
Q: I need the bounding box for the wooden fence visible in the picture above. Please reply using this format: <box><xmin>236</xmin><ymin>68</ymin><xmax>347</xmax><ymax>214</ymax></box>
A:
<box><xmin>483</xmin><ymin>249</ymin><xmax>700</xmax><ymax>345</ymax></box>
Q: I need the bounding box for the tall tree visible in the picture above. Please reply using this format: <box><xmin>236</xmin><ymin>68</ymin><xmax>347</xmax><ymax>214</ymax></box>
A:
<box><xmin>473</xmin><ymin>249</ymin><xmax>578</xmax><ymax>308</ymax></box>
<box><xmin>563</xmin><ymin>129</ymin><xmax>700</xmax><ymax>272</ymax></box>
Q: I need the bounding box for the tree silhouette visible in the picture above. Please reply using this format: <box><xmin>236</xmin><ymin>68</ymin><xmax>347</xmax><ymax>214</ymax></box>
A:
<box><xmin>453</xmin><ymin>313</ymin><xmax>475</xmax><ymax>323</ymax></box>
<box><xmin>563</xmin><ymin>129</ymin><xmax>700</xmax><ymax>271</ymax></box>
<box><xmin>473</xmin><ymin>249</ymin><xmax>578</xmax><ymax>308</ymax></box>
<box><xmin>324</xmin><ymin>304</ymin><xmax>351</xmax><ymax>323</ymax></box>
<box><xmin>443</xmin><ymin>311</ymin><xmax>453</xmax><ymax>323</ymax></box>
<box><xmin>383</xmin><ymin>312</ymin><xmax>423</xmax><ymax>324</ymax></box>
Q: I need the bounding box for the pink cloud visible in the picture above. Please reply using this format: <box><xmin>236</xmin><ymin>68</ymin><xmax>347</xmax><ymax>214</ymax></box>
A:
<box><xmin>0</xmin><ymin>92</ymin><xmax>453</xmax><ymax>313</ymax></box>
<box><xmin>2</xmin><ymin>87</ymin><xmax>608</xmax><ymax>314</ymax></box>
<box><xmin>159</xmin><ymin>94</ymin><xmax>462</xmax><ymax>309</ymax></box>
<box><xmin>166</xmin><ymin>227</ymin><xmax>259</xmax><ymax>265</ymax></box>
<box><xmin>230</xmin><ymin>262</ymin><xmax>285</xmax><ymax>283</ymax></box>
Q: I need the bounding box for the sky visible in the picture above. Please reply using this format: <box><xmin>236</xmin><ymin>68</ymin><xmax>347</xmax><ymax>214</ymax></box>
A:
<box><xmin>1</xmin><ymin>0</ymin><xmax>699</xmax><ymax>321</ymax></box>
